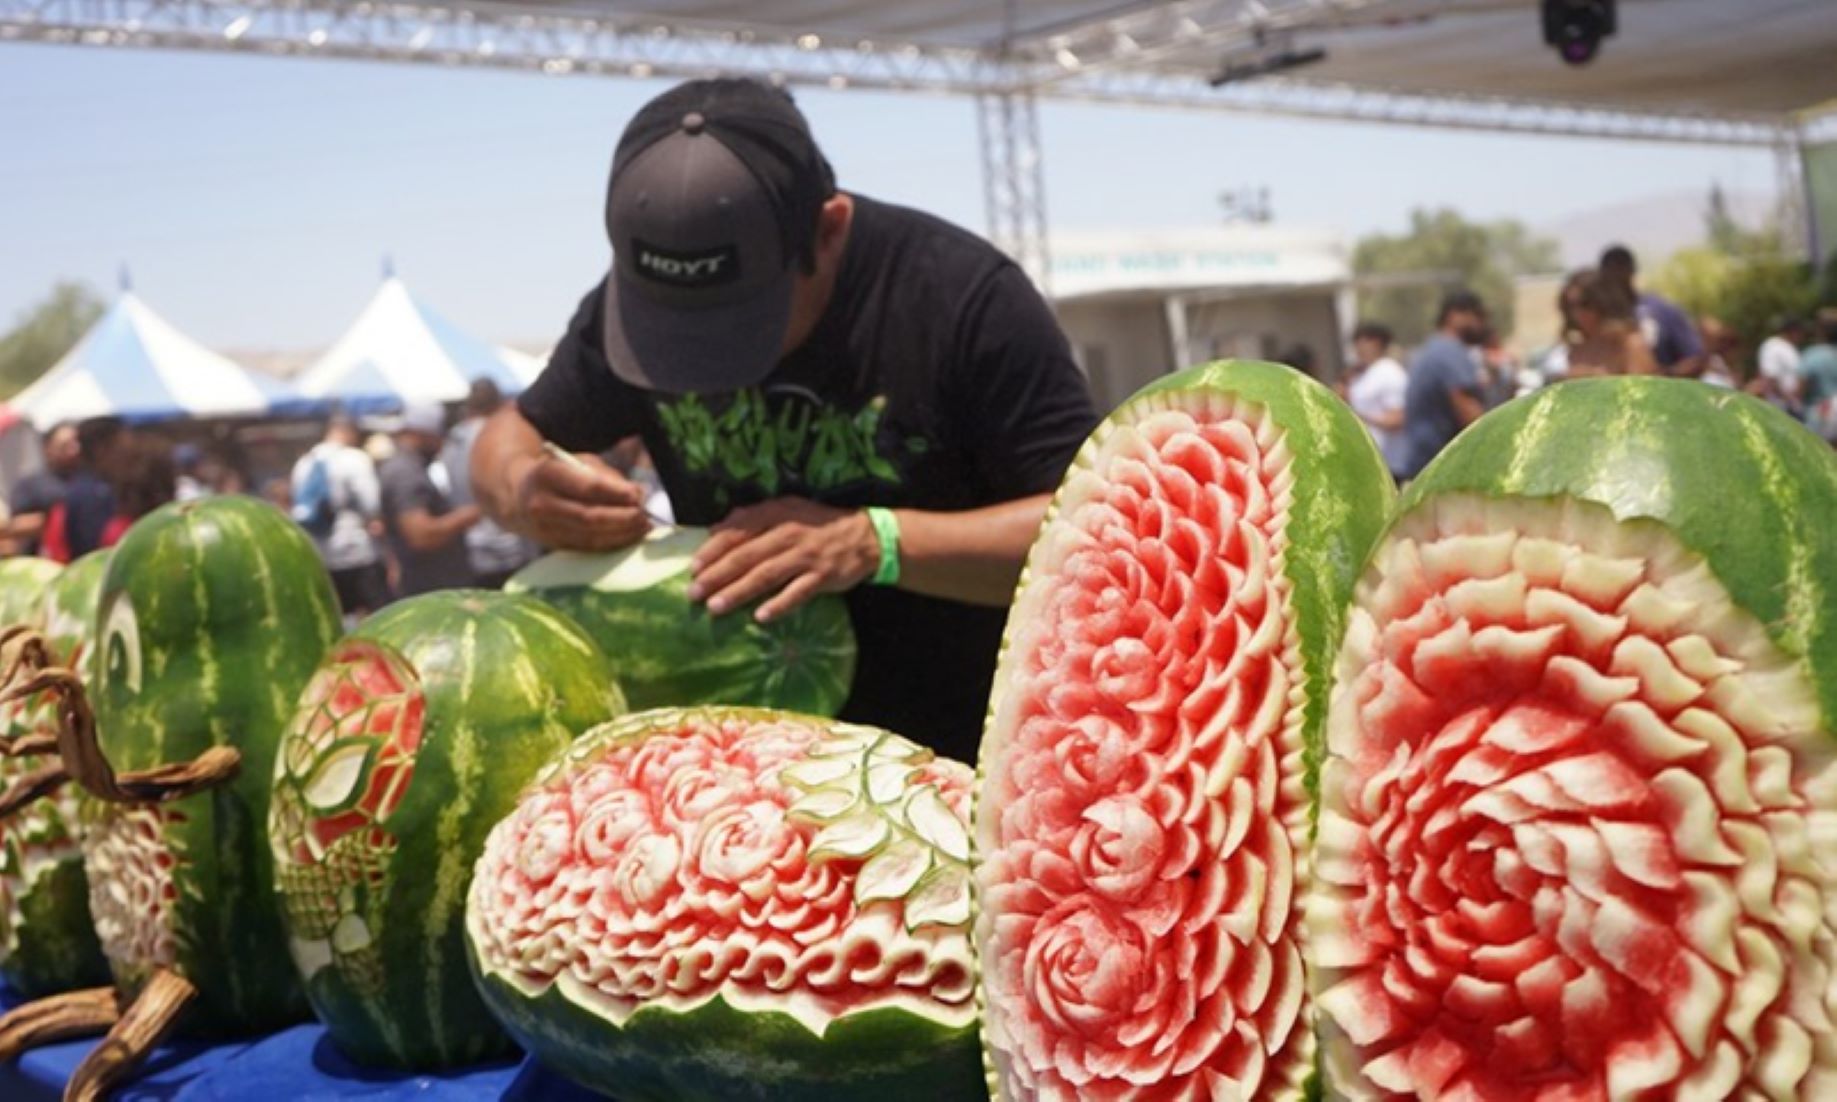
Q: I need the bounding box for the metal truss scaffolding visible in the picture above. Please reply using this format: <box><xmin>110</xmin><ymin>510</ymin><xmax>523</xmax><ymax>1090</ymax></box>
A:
<box><xmin>977</xmin><ymin>90</ymin><xmax>1051</xmax><ymax>290</ymax></box>
<box><xmin>0</xmin><ymin>0</ymin><xmax>1803</xmax><ymax>147</ymax></box>
<box><xmin>3</xmin><ymin>0</ymin><xmax>1832</xmax><ymax>269</ymax></box>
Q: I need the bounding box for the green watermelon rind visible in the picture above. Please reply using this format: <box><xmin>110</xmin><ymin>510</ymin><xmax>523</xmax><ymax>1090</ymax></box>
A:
<box><xmin>1399</xmin><ymin>377</ymin><xmax>1837</xmax><ymax>730</ymax></box>
<box><xmin>6</xmin><ymin>858</ymin><xmax>107</xmax><ymax>998</ymax></box>
<box><xmin>973</xmin><ymin>359</ymin><xmax>1394</xmax><ymax>1102</ymax></box>
<box><xmin>507</xmin><ymin>528</ymin><xmax>857</xmax><ymax>716</ymax></box>
<box><xmin>0</xmin><ymin>557</ymin><xmax>62</xmax><ymax>627</ymax></box>
<box><xmin>93</xmin><ymin>497</ymin><xmax>341</xmax><ymax>1037</ymax></box>
<box><xmin>469</xmin><ymin>965</ymin><xmax>984</xmax><ymax>1102</ymax></box>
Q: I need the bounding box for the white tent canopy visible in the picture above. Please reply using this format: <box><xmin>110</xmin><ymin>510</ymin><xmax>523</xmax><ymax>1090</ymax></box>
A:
<box><xmin>294</xmin><ymin>276</ymin><xmax>532</xmax><ymax>412</ymax></box>
<box><xmin>13</xmin><ymin>292</ymin><xmax>294</xmax><ymax>430</ymax></box>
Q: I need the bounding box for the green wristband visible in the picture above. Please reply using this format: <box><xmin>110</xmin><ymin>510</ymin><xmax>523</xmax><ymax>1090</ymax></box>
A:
<box><xmin>865</xmin><ymin>507</ymin><xmax>901</xmax><ymax>586</ymax></box>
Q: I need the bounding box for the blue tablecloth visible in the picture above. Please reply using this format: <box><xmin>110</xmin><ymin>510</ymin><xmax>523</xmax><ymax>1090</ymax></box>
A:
<box><xmin>0</xmin><ymin>982</ymin><xmax>602</xmax><ymax>1100</ymax></box>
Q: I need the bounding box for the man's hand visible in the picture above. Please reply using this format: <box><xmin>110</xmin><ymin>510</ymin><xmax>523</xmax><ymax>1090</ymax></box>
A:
<box><xmin>511</xmin><ymin>450</ymin><xmax>650</xmax><ymax>552</ymax></box>
<box><xmin>688</xmin><ymin>498</ymin><xmax>879</xmax><ymax>622</ymax></box>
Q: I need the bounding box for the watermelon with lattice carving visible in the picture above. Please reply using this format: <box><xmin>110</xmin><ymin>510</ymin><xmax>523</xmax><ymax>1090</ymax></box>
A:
<box><xmin>0</xmin><ymin>550</ymin><xmax>108</xmax><ymax>997</ymax></box>
<box><xmin>466</xmin><ymin>707</ymin><xmax>982</xmax><ymax>1100</ymax></box>
<box><xmin>269</xmin><ymin>590</ymin><xmax>622</xmax><ymax>1069</ymax></box>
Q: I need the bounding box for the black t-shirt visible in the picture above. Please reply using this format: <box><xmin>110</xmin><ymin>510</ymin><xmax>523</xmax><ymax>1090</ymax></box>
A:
<box><xmin>518</xmin><ymin>195</ymin><xmax>1097</xmax><ymax>763</ymax></box>
<box><xmin>378</xmin><ymin>451</ymin><xmax>474</xmax><ymax>598</ymax></box>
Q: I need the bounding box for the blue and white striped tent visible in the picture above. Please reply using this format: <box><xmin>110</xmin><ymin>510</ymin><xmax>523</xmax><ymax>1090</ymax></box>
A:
<box><xmin>294</xmin><ymin>277</ymin><xmax>527</xmax><ymax>413</ymax></box>
<box><xmin>14</xmin><ymin>292</ymin><xmax>295</xmax><ymax>430</ymax></box>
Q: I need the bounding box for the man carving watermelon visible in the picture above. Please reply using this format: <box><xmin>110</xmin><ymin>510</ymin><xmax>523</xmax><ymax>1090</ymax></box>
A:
<box><xmin>471</xmin><ymin>78</ymin><xmax>1097</xmax><ymax>763</ymax></box>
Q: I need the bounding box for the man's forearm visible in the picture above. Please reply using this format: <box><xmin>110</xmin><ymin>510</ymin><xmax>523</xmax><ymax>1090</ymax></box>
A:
<box><xmin>398</xmin><ymin>507</ymin><xmax>480</xmax><ymax>553</ymax></box>
<box><xmin>3</xmin><ymin>513</ymin><xmax>45</xmax><ymax>542</ymax></box>
<box><xmin>891</xmin><ymin>493</ymin><xmax>1051</xmax><ymax>607</ymax></box>
<box><xmin>471</xmin><ymin>405</ymin><xmax>546</xmax><ymax>530</ymax></box>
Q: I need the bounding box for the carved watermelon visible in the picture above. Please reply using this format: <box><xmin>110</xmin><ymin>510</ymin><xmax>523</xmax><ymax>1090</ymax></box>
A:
<box><xmin>0</xmin><ymin>557</ymin><xmax>61</xmax><ymax>626</ymax></box>
<box><xmin>1311</xmin><ymin>378</ymin><xmax>1837</xmax><ymax>1098</ymax></box>
<box><xmin>466</xmin><ymin>707</ymin><xmax>981</xmax><ymax>1101</ymax></box>
<box><xmin>506</xmin><ymin>527</ymin><xmax>856</xmax><ymax>715</ymax></box>
<box><xmin>0</xmin><ymin>550</ymin><xmax>109</xmax><ymax>997</ymax></box>
<box><xmin>0</xmin><ymin>556</ymin><xmax>63</xmax><ymax>742</ymax></box>
<box><xmin>86</xmin><ymin>496</ymin><xmax>340</xmax><ymax>1035</ymax></box>
<box><xmin>974</xmin><ymin>360</ymin><xmax>1395</xmax><ymax>1101</ymax></box>
<box><xmin>269</xmin><ymin>590</ymin><xmax>623</xmax><ymax>1069</ymax></box>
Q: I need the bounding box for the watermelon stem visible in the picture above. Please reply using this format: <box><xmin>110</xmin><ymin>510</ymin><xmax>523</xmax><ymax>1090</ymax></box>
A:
<box><xmin>0</xmin><ymin>629</ymin><xmax>242</xmax><ymax>806</ymax></box>
<box><xmin>65</xmin><ymin>968</ymin><xmax>195</xmax><ymax>1102</ymax></box>
<box><xmin>0</xmin><ymin>986</ymin><xmax>119</xmax><ymax>1061</ymax></box>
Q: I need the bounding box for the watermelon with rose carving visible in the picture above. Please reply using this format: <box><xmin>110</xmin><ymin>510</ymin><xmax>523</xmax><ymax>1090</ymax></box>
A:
<box><xmin>506</xmin><ymin>526</ymin><xmax>856</xmax><ymax>715</ymax></box>
<box><xmin>0</xmin><ymin>550</ymin><xmax>109</xmax><ymax>997</ymax></box>
<box><xmin>86</xmin><ymin>496</ymin><xmax>341</xmax><ymax>1036</ymax></box>
<box><xmin>1310</xmin><ymin>377</ymin><xmax>1837</xmax><ymax>1099</ymax></box>
<box><xmin>974</xmin><ymin>359</ymin><xmax>1395</xmax><ymax>1102</ymax></box>
<box><xmin>269</xmin><ymin>589</ymin><xmax>623</xmax><ymax>1069</ymax></box>
<box><xmin>465</xmin><ymin>706</ymin><xmax>982</xmax><ymax>1100</ymax></box>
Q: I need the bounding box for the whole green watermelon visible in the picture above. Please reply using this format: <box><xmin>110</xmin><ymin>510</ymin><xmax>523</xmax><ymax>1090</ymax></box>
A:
<box><xmin>0</xmin><ymin>550</ymin><xmax>109</xmax><ymax>997</ymax></box>
<box><xmin>270</xmin><ymin>590</ymin><xmax>624</xmax><ymax>1069</ymax></box>
<box><xmin>85</xmin><ymin>496</ymin><xmax>340</xmax><ymax>1036</ymax></box>
<box><xmin>507</xmin><ymin>526</ymin><xmax>856</xmax><ymax>714</ymax></box>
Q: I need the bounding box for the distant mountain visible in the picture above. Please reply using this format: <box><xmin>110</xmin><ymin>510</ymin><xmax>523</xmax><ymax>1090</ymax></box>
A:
<box><xmin>1539</xmin><ymin>188</ymin><xmax>1776</xmax><ymax>271</ymax></box>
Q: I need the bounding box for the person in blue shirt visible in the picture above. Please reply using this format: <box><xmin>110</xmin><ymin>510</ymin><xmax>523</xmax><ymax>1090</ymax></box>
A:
<box><xmin>1600</xmin><ymin>245</ymin><xmax>1705</xmax><ymax>378</ymax></box>
<box><xmin>1799</xmin><ymin>313</ymin><xmax>1837</xmax><ymax>443</ymax></box>
<box><xmin>1399</xmin><ymin>290</ymin><xmax>1489</xmax><ymax>480</ymax></box>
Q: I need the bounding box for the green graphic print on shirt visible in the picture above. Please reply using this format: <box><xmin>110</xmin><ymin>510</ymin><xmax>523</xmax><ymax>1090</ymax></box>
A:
<box><xmin>651</xmin><ymin>388</ymin><xmax>926</xmax><ymax>510</ymax></box>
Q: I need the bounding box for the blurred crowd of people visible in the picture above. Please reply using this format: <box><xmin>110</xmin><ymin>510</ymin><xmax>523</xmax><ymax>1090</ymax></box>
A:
<box><xmin>0</xmin><ymin>379</ymin><xmax>670</xmax><ymax>624</ymax></box>
<box><xmin>1336</xmin><ymin>242</ymin><xmax>1837</xmax><ymax>481</ymax></box>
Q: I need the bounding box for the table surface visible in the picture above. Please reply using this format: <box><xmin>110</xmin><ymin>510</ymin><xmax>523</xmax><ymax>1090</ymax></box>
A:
<box><xmin>0</xmin><ymin>982</ymin><xmax>604</xmax><ymax>1101</ymax></box>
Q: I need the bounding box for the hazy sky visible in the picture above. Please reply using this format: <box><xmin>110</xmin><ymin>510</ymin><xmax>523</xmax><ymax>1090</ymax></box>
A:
<box><xmin>2</xmin><ymin>41</ymin><xmax>1778</xmax><ymax>351</ymax></box>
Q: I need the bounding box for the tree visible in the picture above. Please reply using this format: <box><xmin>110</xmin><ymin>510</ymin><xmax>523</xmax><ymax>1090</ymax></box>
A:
<box><xmin>1648</xmin><ymin>188</ymin><xmax>1821</xmax><ymax>357</ymax></box>
<box><xmin>1351</xmin><ymin>208</ymin><xmax>1562</xmax><ymax>346</ymax></box>
<box><xmin>0</xmin><ymin>282</ymin><xmax>105</xmax><ymax>399</ymax></box>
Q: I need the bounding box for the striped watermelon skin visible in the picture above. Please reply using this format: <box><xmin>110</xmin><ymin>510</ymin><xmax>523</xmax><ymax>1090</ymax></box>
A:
<box><xmin>43</xmin><ymin>550</ymin><xmax>111</xmax><ymax>665</ymax></box>
<box><xmin>975</xmin><ymin>360</ymin><xmax>1395</xmax><ymax>1101</ymax></box>
<box><xmin>0</xmin><ymin>557</ymin><xmax>62</xmax><ymax>626</ymax></box>
<box><xmin>269</xmin><ymin>590</ymin><xmax>623</xmax><ymax>1069</ymax></box>
<box><xmin>89</xmin><ymin>496</ymin><xmax>341</xmax><ymax>1037</ymax></box>
<box><xmin>0</xmin><ymin>557</ymin><xmax>63</xmax><ymax>743</ymax></box>
<box><xmin>0</xmin><ymin>550</ymin><xmax>110</xmax><ymax>997</ymax></box>
<box><xmin>1401</xmin><ymin>377</ymin><xmax>1837</xmax><ymax>730</ymax></box>
<box><xmin>507</xmin><ymin>527</ymin><xmax>856</xmax><ymax>716</ymax></box>
<box><xmin>1312</xmin><ymin>378</ymin><xmax>1837</xmax><ymax>1098</ymax></box>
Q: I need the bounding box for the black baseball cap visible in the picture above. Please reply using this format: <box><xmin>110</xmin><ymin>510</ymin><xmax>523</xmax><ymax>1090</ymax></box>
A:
<box><xmin>602</xmin><ymin>78</ymin><xmax>837</xmax><ymax>393</ymax></box>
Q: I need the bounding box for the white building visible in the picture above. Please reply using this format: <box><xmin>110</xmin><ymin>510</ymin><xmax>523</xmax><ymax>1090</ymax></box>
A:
<box><xmin>1049</xmin><ymin>226</ymin><xmax>1352</xmax><ymax>412</ymax></box>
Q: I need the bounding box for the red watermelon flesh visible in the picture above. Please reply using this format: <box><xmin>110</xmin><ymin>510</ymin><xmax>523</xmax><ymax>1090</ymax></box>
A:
<box><xmin>978</xmin><ymin>404</ymin><xmax>1313</xmax><ymax>1100</ymax></box>
<box><xmin>469</xmin><ymin>710</ymin><xmax>977</xmax><ymax>1035</ymax></box>
<box><xmin>272</xmin><ymin>641</ymin><xmax>428</xmax><ymax>932</ymax></box>
<box><xmin>1312</xmin><ymin>495</ymin><xmax>1837</xmax><ymax>1100</ymax></box>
